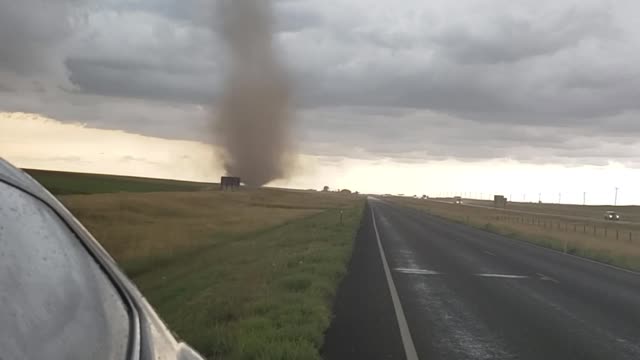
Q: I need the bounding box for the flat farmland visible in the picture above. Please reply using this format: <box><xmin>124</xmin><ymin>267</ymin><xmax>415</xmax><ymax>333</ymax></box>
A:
<box><xmin>456</xmin><ymin>198</ymin><xmax>640</xmax><ymax>223</ymax></box>
<box><xmin>43</xmin><ymin>173</ymin><xmax>366</xmax><ymax>360</ymax></box>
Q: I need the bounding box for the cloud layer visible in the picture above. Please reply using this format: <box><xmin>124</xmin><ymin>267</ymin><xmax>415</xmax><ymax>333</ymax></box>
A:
<box><xmin>2</xmin><ymin>0</ymin><xmax>640</xmax><ymax>166</ymax></box>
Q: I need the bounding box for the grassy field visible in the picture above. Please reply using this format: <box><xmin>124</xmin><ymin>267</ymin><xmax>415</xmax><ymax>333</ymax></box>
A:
<box><xmin>25</xmin><ymin>168</ymin><xmax>212</xmax><ymax>195</ymax></box>
<box><xmin>60</xmin><ymin>187</ymin><xmax>364</xmax><ymax>359</ymax></box>
<box><xmin>451</xmin><ymin>198</ymin><xmax>640</xmax><ymax>223</ymax></box>
<box><xmin>392</xmin><ymin>197</ymin><xmax>640</xmax><ymax>272</ymax></box>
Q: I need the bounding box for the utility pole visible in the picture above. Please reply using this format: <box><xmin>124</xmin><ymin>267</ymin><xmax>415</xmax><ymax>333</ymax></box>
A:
<box><xmin>615</xmin><ymin>187</ymin><xmax>619</xmax><ymax>206</ymax></box>
<box><xmin>558</xmin><ymin>192</ymin><xmax>562</xmax><ymax>204</ymax></box>
<box><xmin>538</xmin><ymin>193</ymin><xmax>541</xmax><ymax>203</ymax></box>
<box><xmin>583</xmin><ymin>192</ymin><xmax>586</xmax><ymax>206</ymax></box>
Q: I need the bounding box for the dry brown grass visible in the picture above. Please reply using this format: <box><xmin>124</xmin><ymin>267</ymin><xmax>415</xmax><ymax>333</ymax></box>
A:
<box><xmin>60</xmin><ymin>188</ymin><xmax>358</xmax><ymax>267</ymax></box>
<box><xmin>461</xmin><ymin>198</ymin><xmax>640</xmax><ymax>223</ymax></box>
<box><xmin>393</xmin><ymin>197</ymin><xmax>640</xmax><ymax>271</ymax></box>
<box><xmin>58</xmin><ymin>187</ymin><xmax>364</xmax><ymax>359</ymax></box>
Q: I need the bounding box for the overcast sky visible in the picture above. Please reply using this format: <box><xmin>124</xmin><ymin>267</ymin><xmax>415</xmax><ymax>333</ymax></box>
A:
<box><xmin>2</xmin><ymin>0</ymin><xmax>640</xmax><ymax>199</ymax></box>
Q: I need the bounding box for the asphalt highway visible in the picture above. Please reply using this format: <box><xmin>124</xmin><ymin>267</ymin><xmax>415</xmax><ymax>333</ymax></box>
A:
<box><xmin>323</xmin><ymin>199</ymin><xmax>640</xmax><ymax>360</ymax></box>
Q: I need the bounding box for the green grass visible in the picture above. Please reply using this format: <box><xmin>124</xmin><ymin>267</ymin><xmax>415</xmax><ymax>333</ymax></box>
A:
<box><xmin>129</xmin><ymin>206</ymin><xmax>364</xmax><ymax>359</ymax></box>
<box><xmin>51</xmin><ymin>169</ymin><xmax>365</xmax><ymax>359</ymax></box>
<box><xmin>24</xmin><ymin>168</ymin><xmax>211</xmax><ymax>195</ymax></box>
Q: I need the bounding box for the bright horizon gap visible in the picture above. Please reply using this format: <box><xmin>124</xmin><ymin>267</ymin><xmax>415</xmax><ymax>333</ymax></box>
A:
<box><xmin>16</xmin><ymin>165</ymin><xmax>632</xmax><ymax>207</ymax></box>
<box><xmin>2</xmin><ymin>112</ymin><xmax>639</xmax><ymax>206</ymax></box>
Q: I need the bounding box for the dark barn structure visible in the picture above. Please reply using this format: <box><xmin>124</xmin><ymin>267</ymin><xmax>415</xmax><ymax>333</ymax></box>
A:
<box><xmin>220</xmin><ymin>176</ymin><xmax>241</xmax><ymax>191</ymax></box>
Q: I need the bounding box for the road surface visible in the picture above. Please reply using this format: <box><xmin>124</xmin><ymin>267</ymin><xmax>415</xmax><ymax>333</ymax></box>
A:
<box><xmin>323</xmin><ymin>199</ymin><xmax>640</xmax><ymax>360</ymax></box>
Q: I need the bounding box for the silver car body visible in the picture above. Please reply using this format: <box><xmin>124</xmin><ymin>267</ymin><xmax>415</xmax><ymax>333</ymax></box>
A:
<box><xmin>0</xmin><ymin>158</ymin><xmax>204</xmax><ymax>360</ymax></box>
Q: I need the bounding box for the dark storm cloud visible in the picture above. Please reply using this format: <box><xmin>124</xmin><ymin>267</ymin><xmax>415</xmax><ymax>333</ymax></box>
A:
<box><xmin>276</xmin><ymin>1</ymin><xmax>640</xmax><ymax>130</ymax></box>
<box><xmin>0</xmin><ymin>0</ymin><xmax>80</xmax><ymax>90</ymax></box>
<box><xmin>3</xmin><ymin>0</ymin><xmax>640</xmax><ymax>167</ymax></box>
<box><xmin>66</xmin><ymin>57</ymin><xmax>217</xmax><ymax>104</ymax></box>
<box><xmin>430</xmin><ymin>6</ymin><xmax>615</xmax><ymax>65</ymax></box>
<box><xmin>59</xmin><ymin>0</ymin><xmax>320</xmax><ymax>103</ymax></box>
<box><xmin>59</xmin><ymin>2</ymin><xmax>220</xmax><ymax>102</ymax></box>
<box><xmin>297</xmin><ymin>106</ymin><xmax>640</xmax><ymax>166</ymax></box>
<box><xmin>96</xmin><ymin>0</ymin><xmax>212</xmax><ymax>26</ymax></box>
<box><xmin>273</xmin><ymin>2</ymin><xmax>323</xmax><ymax>33</ymax></box>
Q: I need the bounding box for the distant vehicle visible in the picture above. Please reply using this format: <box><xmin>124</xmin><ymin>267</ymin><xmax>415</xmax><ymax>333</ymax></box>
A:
<box><xmin>604</xmin><ymin>211</ymin><xmax>621</xmax><ymax>221</ymax></box>
<box><xmin>0</xmin><ymin>159</ymin><xmax>204</xmax><ymax>360</ymax></box>
<box><xmin>454</xmin><ymin>196</ymin><xmax>463</xmax><ymax>204</ymax></box>
<box><xmin>494</xmin><ymin>195</ymin><xmax>507</xmax><ymax>208</ymax></box>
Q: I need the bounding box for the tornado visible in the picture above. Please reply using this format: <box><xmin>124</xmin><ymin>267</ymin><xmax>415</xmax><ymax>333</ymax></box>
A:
<box><xmin>215</xmin><ymin>0</ymin><xmax>292</xmax><ymax>187</ymax></box>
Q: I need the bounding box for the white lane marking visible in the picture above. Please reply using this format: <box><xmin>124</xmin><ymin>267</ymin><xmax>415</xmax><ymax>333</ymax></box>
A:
<box><xmin>483</xmin><ymin>250</ymin><xmax>496</xmax><ymax>256</ymax></box>
<box><xmin>395</xmin><ymin>270</ymin><xmax>560</xmax><ymax>283</ymax></box>
<box><xmin>537</xmin><ymin>273</ymin><xmax>560</xmax><ymax>284</ymax></box>
<box><xmin>475</xmin><ymin>274</ymin><xmax>528</xmax><ymax>279</ymax></box>
<box><xmin>395</xmin><ymin>268</ymin><xmax>441</xmax><ymax>275</ymax></box>
<box><xmin>371</xmin><ymin>206</ymin><xmax>420</xmax><ymax>360</ymax></box>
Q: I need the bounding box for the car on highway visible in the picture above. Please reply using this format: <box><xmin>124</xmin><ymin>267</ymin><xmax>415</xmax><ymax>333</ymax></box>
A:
<box><xmin>604</xmin><ymin>210</ymin><xmax>621</xmax><ymax>221</ymax></box>
<box><xmin>454</xmin><ymin>196</ymin><xmax>463</xmax><ymax>204</ymax></box>
<box><xmin>0</xmin><ymin>159</ymin><xmax>204</xmax><ymax>360</ymax></box>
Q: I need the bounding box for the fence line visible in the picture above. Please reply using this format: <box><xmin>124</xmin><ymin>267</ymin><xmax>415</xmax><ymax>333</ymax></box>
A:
<box><xmin>422</xmin><ymin>202</ymin><xmax>637</xmax><ymax>245</ymax></box>
<box><xmin>478</xmin><ymin>211</ymin><xmax>635</xmax><ymax>244</ymax></box>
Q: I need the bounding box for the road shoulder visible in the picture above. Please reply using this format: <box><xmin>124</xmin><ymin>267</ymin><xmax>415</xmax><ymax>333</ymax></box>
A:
<box><xmin>322</xmin><ymin>203</ymin><xmax>405</xmax><ymax>360</ymax></box>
